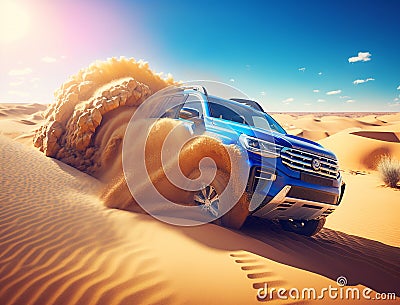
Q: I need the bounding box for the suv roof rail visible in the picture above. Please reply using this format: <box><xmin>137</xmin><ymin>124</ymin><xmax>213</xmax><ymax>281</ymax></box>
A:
<box><xmin>181</xmin><ymin>85</ymin><xmax>208</xmax><ymax>96</ymax></box>
<box><xmin>230</xmin><ymin>98</ymin><xmax>265</xmax><ymax>112</ymax></box>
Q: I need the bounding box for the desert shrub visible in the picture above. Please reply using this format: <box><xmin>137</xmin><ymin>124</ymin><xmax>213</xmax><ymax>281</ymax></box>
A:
<box><xmin>377</xmin><ymin>156</ymin><xmax>400</xmax><ymax>188</ymax></box>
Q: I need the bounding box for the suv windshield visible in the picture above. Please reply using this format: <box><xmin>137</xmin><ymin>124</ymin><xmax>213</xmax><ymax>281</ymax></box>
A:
<box><xmin>207</xmin><ymin>96</ymin><xmax>286</xmax><ymax>134</ymax></box>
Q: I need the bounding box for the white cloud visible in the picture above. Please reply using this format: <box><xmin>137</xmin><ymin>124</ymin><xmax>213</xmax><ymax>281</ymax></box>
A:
<box><xmin>348</xmin><ymin>51</ymin><xmax>371</xmax><ymax>63</ymax></box>
<box><xmin>260</xmin><ymin>91</ymin><xmax>266</xmax><ymax>96</ymax></box>
<box><xmin>304</xmin><ymin>103</ymin><xmax>312</xmax><ymax>106</ymax></box>
<box><xmin>313</xmin><ymin>89</ymin><xmax>319</xmax><ymax>93</ymax></box>
<box><xmin>41</xmin><ymin>56</ymin><xmax>57</xmax><ymax>63</ymax></box>
<box><xmin>389</xmin><ymin>102</ymin><xmax>400</xmax><ymax>107</ymax></box>
<box><xmin>318</xmin><ymin>72</ymin><xmax>323</xmax><ymax>75</ymax></box>
<box><xmin>282</xmin><ymin>97</ymin><xmax>294</xmax><ymax>104</ymax></box>
<box><xmin>353</xmin><ymin>77</ymin><xmax>375</xmax><ymax>85</ymax></box>
<box><xmin>229</xmin><ymin>78</ymin><xmax>235</xmax><ymax>82</ymax></box>
<box><xmin>339</xmin><ymin>95</ymin><xmax>351</xmax><ymax>99</ymax></box>
<box><xmin>346</xmin><ymin>99</ymin><xmax>356</xmax><ymax>103</ymax></box>
<box><xmin>30</xmin><ymin>77</ymin><xmax>40</xmax><ymax>83</ymax></box>
<box><xmin>8</xmin><ymin>68</ymin><xmax>33</xmax><ymax>76</ymax></box>
<box><xmin>317</xmin><ymin>99</ymin><xmax>326</xmax><ymax>103</ymax></box>
<box><xmin>326</xmin><ymin>90</ymin><xmax>342</xmax><ymax>95</ymax></box>
<box><xmin>393</xmin><ymin>97</ymin><xmax>399</xmax><ymax>102</ymax></box>
<box><xmin>298</xmin><ymin>67</ymin><xmax>306</xmax><ymax>72</ymax></box>
<box><xmin>397</xmin><ymin>85</ymin><xmax>400</xmax><ymax>90</ymax></box>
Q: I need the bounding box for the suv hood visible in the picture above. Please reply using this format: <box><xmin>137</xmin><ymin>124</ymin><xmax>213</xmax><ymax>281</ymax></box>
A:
<box><xmin>208</xmin><ymin>118</ymin><xmax>337</xmax><ymax>160</ymax></box>
<box><xmin>256</xmin><ymin>130</ymin><xmax>337</xmax><ymax>160</ymax></box>
<box><xmin>274</xmin><ymin>133</ymin><xmax>337</xmax><ymax>160</ymax></box>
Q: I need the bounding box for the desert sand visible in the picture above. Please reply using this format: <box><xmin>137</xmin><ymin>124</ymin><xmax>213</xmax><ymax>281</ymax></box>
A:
<box><xmin>1</xmin><ymin>59</ymin><xmax>399</xmax><ymax>304</ymax></box>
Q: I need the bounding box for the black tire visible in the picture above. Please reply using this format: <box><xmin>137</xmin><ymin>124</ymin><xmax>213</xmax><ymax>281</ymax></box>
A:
<box><xmin>191</xmin><ymin>169</ymin><xmax>249</xmax><ymax>229</ymax></box>
<box><xmin>279</xmin><ymin>218</ymin><xmax>325</xmax><ymax>236</ymax></box>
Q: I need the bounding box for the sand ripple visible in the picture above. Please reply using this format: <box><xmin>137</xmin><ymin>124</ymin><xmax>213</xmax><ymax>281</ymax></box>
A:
<box><xmin>0</xmin><ymin>137</ymin><xmax>176</xmax><ymax>305</ymax></box>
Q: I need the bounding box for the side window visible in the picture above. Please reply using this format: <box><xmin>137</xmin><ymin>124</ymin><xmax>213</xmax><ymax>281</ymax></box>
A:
<box><xmin>180</xmin><ymin>94</ymin><xmax>204</xmax><ymax>118</ymax></box>
<box><xmin>252</xmin><ymin>116</ymin><xmax>269</xmax><ymax>129</ymax></box>
<box><xmin>208</xmin><ymin>102</ymin><xmax>245</xmax><ymax>123</ymax></box>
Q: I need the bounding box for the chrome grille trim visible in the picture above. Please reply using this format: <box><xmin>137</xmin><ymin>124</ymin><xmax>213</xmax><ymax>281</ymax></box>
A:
<box><xmin>280</xmin><ymin>147</ymin><xmax>339</xmax><ymax>179</ymax></box>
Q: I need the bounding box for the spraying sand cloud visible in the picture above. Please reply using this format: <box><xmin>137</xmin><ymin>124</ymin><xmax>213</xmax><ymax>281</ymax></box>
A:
<box><xmin>33</xmin><ymin>57</ymin><xmax>174</xmax><ymax>175</ymax></box>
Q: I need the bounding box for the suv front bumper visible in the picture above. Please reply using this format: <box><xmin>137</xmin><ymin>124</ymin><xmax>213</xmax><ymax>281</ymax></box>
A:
<box><xmin>251</xmin><ymin>185</ymin><xmax>340</xmax><ymax>220</ymax></box>
<box><xmin>246</xmin><ymin>165</ymin><xmax>345</xmax><ymax>221</ymax></box>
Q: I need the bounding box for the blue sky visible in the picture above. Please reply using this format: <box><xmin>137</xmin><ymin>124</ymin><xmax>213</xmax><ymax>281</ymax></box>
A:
<box><xmin>1</xmin><ymin>0</ymin><xmax>399</xmax><ymax>111</ymax></box>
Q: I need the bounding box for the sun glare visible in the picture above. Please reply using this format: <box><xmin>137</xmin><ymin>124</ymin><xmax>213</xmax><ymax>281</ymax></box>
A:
<box><xmin>0</xmin><ymin>1</ymin><xmax>30</xmax><ymax>44</ymax></box>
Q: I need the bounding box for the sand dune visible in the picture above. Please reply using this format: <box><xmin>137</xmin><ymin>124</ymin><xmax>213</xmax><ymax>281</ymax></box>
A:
<box><xmin>298</xmin><ymin>130</ymin><xmax>329</xmax><ymax>141</ymax></box>
<box><xmin>272</xmin><ymin>113</ymin><xmax>399</xmax><ymax>144</ymax></box>
<box><xmin>0</xmin><ymin>103</ymin><xmax>47</xmax><ymax>117</ymax></box>
<box><xmin>377</xmin><ymin>112</ymin><xmax>400</xmax><ymax>123</ymax></box>
<box><xmin>0</xmin><ymin>103</ymin><xmax>46</xmax><ymax>145</ymax></box>
<box><xmin>356</xmin><ymin>114</ymin><xmax>387</xmax><ymax>126</ymax></box>
<box><xmin>319</xmin><ymin>131</ymin><xmax>400</xmax><ymax>170</ymax></box>
<box><xmin>270</xmin><ymin>112</ymin><xmax>400</xmax><ymax>170</ymax></box>
<box><xmin>3</xmin><ymin>135</ymin><xmax>388</xmax><ymax>305</ymax></box>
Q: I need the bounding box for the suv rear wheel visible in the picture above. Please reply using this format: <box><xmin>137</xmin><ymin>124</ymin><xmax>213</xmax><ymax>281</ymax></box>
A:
<box><xmin>279</xmin><ymin>218</ymin><xmax>325</xmax><ymax>236</ymax></box>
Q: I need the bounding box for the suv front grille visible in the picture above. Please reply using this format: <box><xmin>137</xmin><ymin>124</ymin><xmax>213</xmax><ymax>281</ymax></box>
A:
<box><xmin>280</xmin><ymin>147</ymin><xmax>339</xmax><ymax>179</ymax></box>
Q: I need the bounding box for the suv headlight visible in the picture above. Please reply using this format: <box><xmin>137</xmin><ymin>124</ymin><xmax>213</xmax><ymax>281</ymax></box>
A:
<box><xmin>239</xmin><ymin>134</ymin><xmax>282</xmax><ymax>158</ymax></box>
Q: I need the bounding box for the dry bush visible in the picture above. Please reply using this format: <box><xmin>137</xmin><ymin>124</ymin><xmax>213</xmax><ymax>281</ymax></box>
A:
<box><xmin>377</xmin><ymin>156</ymin><xmax>400</xmax><ymax>188</ymax></box>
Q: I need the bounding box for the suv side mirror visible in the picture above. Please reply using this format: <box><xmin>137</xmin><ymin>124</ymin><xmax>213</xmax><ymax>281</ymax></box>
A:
<box><xmin>179</xmin><ymin>107</ymin><xmax>200</xmax><ymax>120</ymax></box>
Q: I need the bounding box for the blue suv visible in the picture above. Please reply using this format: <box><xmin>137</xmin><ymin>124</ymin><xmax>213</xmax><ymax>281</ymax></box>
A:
<box><xmin>156</xmin><ymin>85</ymin><xmax>345</xmax><ymax>236</ymax></box>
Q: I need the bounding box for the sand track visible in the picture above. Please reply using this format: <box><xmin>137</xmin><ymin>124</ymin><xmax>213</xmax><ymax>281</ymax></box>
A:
<box><xmin>240</xmin><ymin>217</ymin><xmax>400</xmax><ymax>296</ymax></box>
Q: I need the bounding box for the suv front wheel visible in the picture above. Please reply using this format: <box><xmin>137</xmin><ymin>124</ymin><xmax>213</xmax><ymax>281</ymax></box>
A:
<box><xmin>190</xmin><ymin>169</ymin><xmax>249</xmax><ymax>229</ymax></box>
